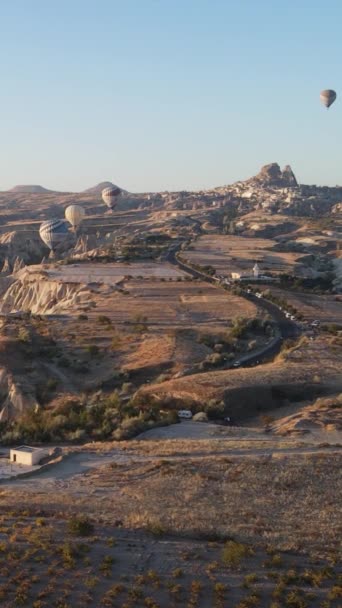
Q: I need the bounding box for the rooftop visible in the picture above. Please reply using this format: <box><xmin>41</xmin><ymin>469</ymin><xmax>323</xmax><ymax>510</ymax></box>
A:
<box><xmin>12</xmin><ymin>446</ymin><xmax>44</xmax><ymax>453</ymax></box>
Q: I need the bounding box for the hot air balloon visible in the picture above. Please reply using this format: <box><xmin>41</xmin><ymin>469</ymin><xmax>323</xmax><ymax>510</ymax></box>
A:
<box><xmin>102</xmin><ymin>186</ymin><xmax>121</xmax><ymax>211</ymax></box>
<box><xmin>65</xmin><ymin>204</ymin><xmax>85</xmax><ymax>231</ymax></box>
<box><xmin>320</xmin><ymin>89</ymin><xmax>337</xmax><ymax>109</ymax></box>
<box><xmin>39</xmin><ymin>219</ymin><xmax>70</xmax><ymax>251</ymax></box>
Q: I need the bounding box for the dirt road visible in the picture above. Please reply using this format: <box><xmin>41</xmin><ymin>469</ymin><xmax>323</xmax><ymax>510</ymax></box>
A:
<box><xmin>3</xmin><ymin>423</ymin><xmax>340</xmax><ymax>487</ymax></box>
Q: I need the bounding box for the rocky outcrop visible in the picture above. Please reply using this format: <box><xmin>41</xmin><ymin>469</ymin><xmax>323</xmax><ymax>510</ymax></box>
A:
<box><xmin>332</xmin><ymin>202</ymin><xmax>342</xmax><ymax>215</ymax></box>
<box><xmin>1</xmin><ymin>257</ymin><xmax>12</xmax><ymax>274</ymax></box>
<box><xmin>12</xmin><ymin>257</ymin><xmax>25</xmax><ymax>273</ymax></box>
<box><xmin>333</xmin><ymin>259</ymin><xmax>342</xmax><ymax>291</ymax></box>
<box><xmin>0</xmin><ymin>231</ymin><xmax>47</xmax><ymax>266</ymax></box>
<box><xmin>251</xmin><ymin>163</ymin><xmax>298</xmax><ymax>187</ymax></box>
<box><xmin>9</xmin><ymin>185</ymin><xmax>54</xmax><ymax>193</ymax></box>
<box><xmin>272</xmin><ymin>394</ymin><xmax>342</xmax><ymax>436</ymax></box>
<box><xmin>83</xmin><ymin>181</ymin><xmax>123</xmax><ymax>194</ymax></box>
<box><xmin>0</xmin><ymin>369</ymin><xmax>39</xmax><ymax>422</ymax></box>
<box><xmin>0</xmin><ymin>271</ymin><xmax>92</xmax><ymax>315</ymax></box>
<box><xmin>74</xmin><ymin>234</ymin><xmax>99</xmax><ymax>254</ymax></box>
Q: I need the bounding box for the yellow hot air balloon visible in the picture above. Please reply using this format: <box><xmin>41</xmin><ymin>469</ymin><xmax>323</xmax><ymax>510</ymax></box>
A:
<box><xmin>320</xmin><ymin>89</ymin><xmax>337</xmax><ymax>109</ymax></box>
<box><xmin>65</xmin><ymin>204</ymin><xmax>85</xmax><ymax>230</ymax></box>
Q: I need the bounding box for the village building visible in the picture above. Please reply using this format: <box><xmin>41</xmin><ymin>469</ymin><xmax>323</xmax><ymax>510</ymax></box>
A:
<box><xmin>231</xmin><ymin>263</ymin><xmax>277</xmax><ymax>283</ymax></box>
<box><xmin>10</xmin><ymin>446</ymin><xmax>50</xmax><ymax>466</ymax></box>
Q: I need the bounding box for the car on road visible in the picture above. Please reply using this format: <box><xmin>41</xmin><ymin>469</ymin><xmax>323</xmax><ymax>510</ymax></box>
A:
<box><xmin>290</xmin><ymin>315</ymin><xmax>296</xmax><ymax>321</ymax></box>
<box><xmin>232</xmin><ymin>360</ymin><xmax>241</xmax><ymax>368</ymax></box>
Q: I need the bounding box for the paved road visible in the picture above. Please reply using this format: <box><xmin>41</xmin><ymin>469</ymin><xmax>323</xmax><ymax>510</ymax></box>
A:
<box><xmin>165</xmin><ymin>243</ymin><xmax>299</xmax><ymax>367</ymax></box>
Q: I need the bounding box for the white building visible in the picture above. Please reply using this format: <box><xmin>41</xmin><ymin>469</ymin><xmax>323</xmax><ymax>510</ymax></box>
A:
<box><xmin>253</xmin><ymin>263</ymin><xmax>260</xmax><ymax>278</ymax></box>
<box><xmin>10</xmin><ymin>446</ymin><xmax>50</xmax><ymax>466</ymax></box>
<box><xmin>231</xmin><ymin>272</ymin><xmax>242</xmax><ymax>280</ymax></box>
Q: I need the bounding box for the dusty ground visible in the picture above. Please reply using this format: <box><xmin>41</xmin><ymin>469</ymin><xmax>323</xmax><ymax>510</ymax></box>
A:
<box><xmin>0</xmin><ymin>190</ymin><xmax>340</xmax><ymax>606</ymax></box>
<box><xmin>0</xmin><ymin>433</ymin><xmax>340</xmax><ymax>607</ymax></box>
<box><xmin>0</xmin><ymin>514</ymin><xmax>340</xmax><ymax>607</ymax></box>
<box><xmin>261</xmin><ymin>286</ymin><xmax>342</xmax><ymax>324</ymax></box>
<box><xmin>19</xmin><ymin>261</ymin><xmax>187</xmax><ymax>283</ymax></box>
<box><xmin>183</xmin><ymin>234</ymin><xmax>309</xmax><ymax>277</ymax></box>
<box><xmin>137</xmin><ymin>335</ymin><xmax>342</xmax><ymax>415</ymax></box>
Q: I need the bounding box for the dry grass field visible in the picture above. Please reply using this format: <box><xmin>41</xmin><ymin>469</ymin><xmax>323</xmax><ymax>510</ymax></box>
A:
<box><xmin>0</xmin><ymin>271</ymin><xmax>259</xmax><ymax>404</ymax></box>
<box><xmin>183</xmin><ymin>235</ymin><xmax>308</xmax><ymax>276</ymax></box>
<box><xmin>138</xmin><ymin>335</ymin><xmax>342</xmax><ymax>413</ymax></box>
<box><xmin>0</xmin><ymin>436</ymin><xmax>340</xmax><ymax>607</ymax></box>
<box><xmin>260</xmin><ymin>286</ymin><xmax>342</xmax><ymax>324</ymax></box>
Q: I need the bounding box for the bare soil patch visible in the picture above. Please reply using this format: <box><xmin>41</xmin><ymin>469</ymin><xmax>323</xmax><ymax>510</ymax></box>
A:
<box><xmin>183</xmin><ymin>235</ymin><xmax>307</xmax><ymax>276</ymax></box>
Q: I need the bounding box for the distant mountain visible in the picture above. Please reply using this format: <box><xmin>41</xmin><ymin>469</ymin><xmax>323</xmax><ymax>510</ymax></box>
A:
<box><xmin>10</xmin><ymin>185</ymin><xmax>55</xmax><ymax>194</ymax></box>
<box><xmin>83</xmin><ymin>181</ymin><xmax>122</xmax><ymax>195</ymax></box>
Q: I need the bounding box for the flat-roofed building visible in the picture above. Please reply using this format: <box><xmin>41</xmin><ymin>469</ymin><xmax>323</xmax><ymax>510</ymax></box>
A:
<box><xmin>10</xmin><ymin>446</ymin><xmax>49</xmax><ymax>466</ymax></box>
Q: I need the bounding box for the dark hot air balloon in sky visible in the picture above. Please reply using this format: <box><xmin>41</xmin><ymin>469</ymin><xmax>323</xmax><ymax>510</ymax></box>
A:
<box><xmin>39</xmin><ymin>219</ymin><xmax>70</xmax><ymax>251</ymax></box>
<box><xmin>102</xmin><ymin>186</ymin><xmax>121</xmax><ymax>211</ymax></box>
<box><xmin>320</xmin><ymin>89</ymin><xmax>337</xmax><ymax>109</ymax></box>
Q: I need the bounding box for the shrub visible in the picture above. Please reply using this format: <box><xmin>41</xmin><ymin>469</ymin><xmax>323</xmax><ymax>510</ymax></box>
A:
<box><xmin>78</xmin><ymin>314</ymin><xmax>88</xmax><ymax>321</ymax></box>
<box><xmin>97</xmin><ymin>315</ymin><xmax>112</xmax><ymax>326</ymax></box>
<box><xmin>204</xmin><ymin>399</ymin><xmax>225</xmax><ymax>419</ymax></box>
<box><xmin>112</xmin><ymin>416</ymin><xmax>148</xmax><ymax>440</ymax></box>
<box><xmin>204</xmin><ymin>353</ymin><xmax>225</xmax><ymax>367</ymax></box>
<box><xmin>58</xmin><ymin>356</ymin><xmax>71</xmax><ymax>368</ymax></box>
<box><xmin>18</xmin><ymin>327</ymin><xmax>31</xmax><ymax>343</ymax></box>
<box><xmin>222</xmin><ymin>540</ymin><xmax>254</xmax><ymax>567</ymax></box>
<box><xmin>67</xmin><ymin>516</ymin><xmax>94</xmax><ymax>537</ymax></box>
<box><xmin>86</xmin><ymin>344</ymin><xmax>100</xmax><ymax>357</ymax></box>
<box><xmin>46</xmin><ymin>378</ymin><xmax>58</xmax><ymax>391</ymax></box>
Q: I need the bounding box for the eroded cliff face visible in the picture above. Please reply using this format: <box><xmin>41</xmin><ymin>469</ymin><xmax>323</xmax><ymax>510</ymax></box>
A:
<box><xmin>0</xmin><ymin>231</ymin><xmax>47</xmax><ymax>267</ymax></box>
<box><xmin>0</xmin><ymin>368</ymin><xmax>38</xmax><ymax>422</ymax></box>
<box><xmin>0</xmin><ymin>270</ymin><xmax>92</xmax><ymax>315</ymax></box>
<box><xmin>333</xmin><ymin>258</ymin><xmax>342</xmax><ymax>291</ymax></box>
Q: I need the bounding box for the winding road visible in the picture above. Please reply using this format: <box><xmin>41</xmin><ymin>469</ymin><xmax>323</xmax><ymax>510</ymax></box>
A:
<box><xmin>165</xmin><ymin>242</ymin><xmax>299</xmax><ymax>367</ymax></box>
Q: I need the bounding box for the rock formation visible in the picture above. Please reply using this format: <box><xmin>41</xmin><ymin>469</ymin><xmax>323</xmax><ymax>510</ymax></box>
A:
<box><xmin>252</xmin><ymin>163</ymin><xmax>298</xmax><ymax>187</ymax></box>
<box><xmin>9</xmin><ymin>185</ymin><xmax>55</xmax><ymax>193</ymax></box>
<box><xmin>0</xmin><ymin>370</ymin><xmax>39</xmax><ymax>422</ymax></box>
<box><xmin>0</xmin><ymin>270</ymin><xmax>93</xmax><ymax>315</ymax></box>
<box><xmin>12</xmin><ymin>257</ymin><xmax>25</xmax><ymax>274</ymax></box>
<box><xmin>0</xmin><ymin>231</ymin><xmax>47</xmax><ymax>266</ymax></box>
<box><xmin>1</xmin><ymin>257</ymin><xmax>12</xmax><ymax>274</ymax></box>
<box><xmin>83</xmin><ymin>181</ymin><xmax>122</xmax><ymax>194</ymax></box>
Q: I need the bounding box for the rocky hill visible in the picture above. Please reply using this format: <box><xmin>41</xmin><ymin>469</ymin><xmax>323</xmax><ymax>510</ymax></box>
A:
<box><xmin>83</xmin><ymin>181</ymin><xmax>121</xmax><ymax>194</ymax></box>
<box><xmin>246</xmin><ymin>163</ymin><xmax>298</xmax><ymax>188</ymax></box>
<box><xmin>9</xmin><ymin>185</ymin><xmax>56</xmax><ymax>194</ymax></box>
<box><xmin>271</xmin><ymin>394</ymin><xmax>342</xmax><ymax>437</ymax></box>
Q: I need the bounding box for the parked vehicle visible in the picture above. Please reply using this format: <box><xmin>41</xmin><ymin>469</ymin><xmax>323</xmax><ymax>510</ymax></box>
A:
<box><xmin>177</xmin><ymin>410</ymin><xmax>193</xmax><ymax>420</ymax></box>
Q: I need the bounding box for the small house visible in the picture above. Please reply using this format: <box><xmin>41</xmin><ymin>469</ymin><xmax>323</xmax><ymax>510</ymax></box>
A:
<box><xmin>10</xmin><ymin>446</ymin><xmax>49</xmax><ymax>466</ymax></box>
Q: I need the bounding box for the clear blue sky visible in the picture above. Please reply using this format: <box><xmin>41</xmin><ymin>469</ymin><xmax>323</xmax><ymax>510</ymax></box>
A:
<box><xmin>0</xmin><ymin>0</ymin><xmax>341</xmax><ymax>192</ymax></box>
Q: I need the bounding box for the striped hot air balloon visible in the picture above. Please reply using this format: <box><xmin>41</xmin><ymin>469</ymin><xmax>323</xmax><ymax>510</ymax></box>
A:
<box><xmin>102</xmin><ymin>186</ymin><xmax>121</xmax><ymax>211</ymax></box>
<box><xmin>320</xmin><ymin>89</ymin><xmax>337</xmax><ymax>109</ymax></box>
<box><xmin>39</xmin><ymin>219</ymin><xmax>70</xmax><ymax>251</ymax></box>
<box><xmin>65</xmin><ymin>204</ymin><xmax>85</xmax><ymax>230</ymax></box>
